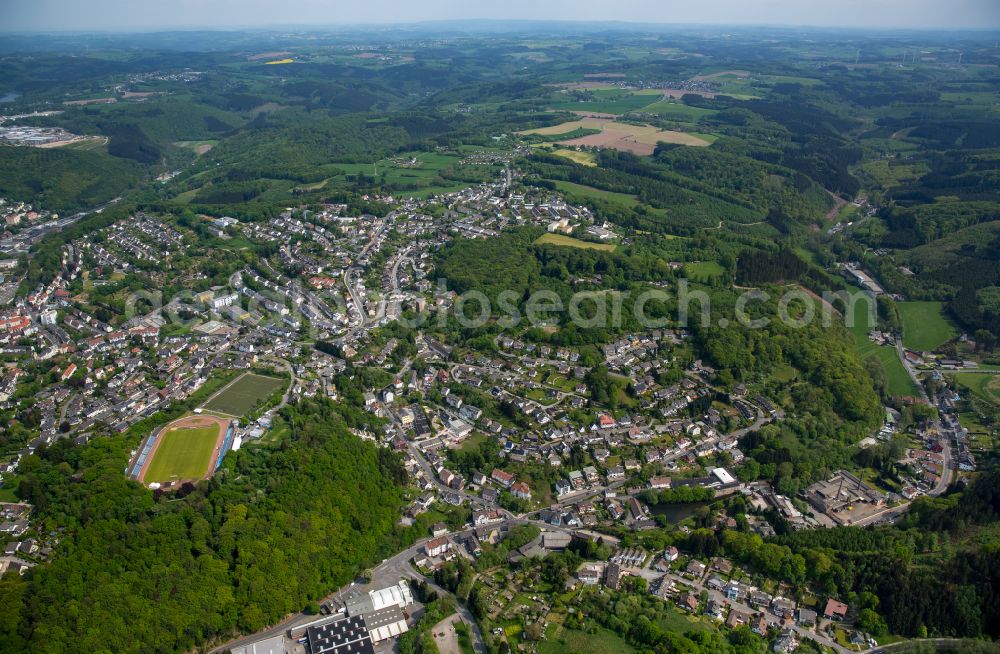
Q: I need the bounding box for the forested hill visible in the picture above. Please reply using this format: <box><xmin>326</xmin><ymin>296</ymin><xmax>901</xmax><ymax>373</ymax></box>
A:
<box><xmin>0</xmin><ymin>398</ymin><xmax>406</xmax><ymax>654</ymax></box>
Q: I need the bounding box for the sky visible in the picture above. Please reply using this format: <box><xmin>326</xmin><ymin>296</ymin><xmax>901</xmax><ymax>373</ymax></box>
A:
<box><xmin>4</xmin><ymin>0</ymin><xmax>1000</xmax><ymax>32</ymax></box>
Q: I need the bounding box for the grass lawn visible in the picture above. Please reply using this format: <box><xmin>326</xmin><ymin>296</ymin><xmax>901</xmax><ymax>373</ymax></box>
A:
<box><xmin>534</xmin><ymin>232</ymin><xmax>616</xmax><ymax>251</ymax></box>
<box><xmin>524</xmin><ymin>387</ymin><xmax>559</xmax><ymax>406</ymax></box>
<box><xmin>458</xmin><ymin>432</ymin><xmax>488</xmax><ymax>453</ymax></box>
<box><xmin>656</xmin><ymin>607</ymin><xmax>713</xmax><ymax>634</ymax></box>
<box><xmin>773</xmin><ymin>364</ymin><xmax>799</xmax><ymax>383</ymax></box>
<box><xmin>550</xmin><ymin>179</ymin><xmax>641</xmax><ymax>209</ymax></box>
<box><xmin>952</xmin><ymin>373</ymin><xmax>1000</xmax><ymax>407</ymax></box>
<box><xmin>201</xmin><ymin>372</ymin><xmax>285</xmax><ymax>417</ymax></box>
<box><xmin>848</xmin><ymin>310</ymin><xmax>919</xmax><ymax>397</ymax></box>
<box><xmin>144</xmin><ymin>426</ymin><xmax>218</xmax><ymax>483</ymax></box>
<box><xmin>897</xmin><ymin>301</ymin><xmax>956</xmax><ymax>351</ymax></box>
<box><xmin>537</xmin><ymin>627</ymin><xmax>635</xmax><ymax>654</ymax></box>
<box><xmin>684</xmin><ymin>261</ymin><xmax>725</xmax><ymax>281</ymax></box>
<box><xmin>257</xmin><ymin>418</ymin><xmax>292</xmax><ymax>446</ymax></box>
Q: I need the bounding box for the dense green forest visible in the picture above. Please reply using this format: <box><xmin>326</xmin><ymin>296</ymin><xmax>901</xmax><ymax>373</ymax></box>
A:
<box><xmin>0</xmin><ymin>398</ymin><xmax>405</xmax><ymax>654</ymax></box>
<box><xmin>0</xmin><ymin>146</ymin><xmax>144</xmax><ymax>212</ymax></box>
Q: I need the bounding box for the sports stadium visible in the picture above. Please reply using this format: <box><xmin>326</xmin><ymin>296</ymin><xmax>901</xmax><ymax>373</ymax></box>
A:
<box><xmin>128</xmin><ymin>414</ymin><xmax>235</xmax><ymax>488</ymax></box>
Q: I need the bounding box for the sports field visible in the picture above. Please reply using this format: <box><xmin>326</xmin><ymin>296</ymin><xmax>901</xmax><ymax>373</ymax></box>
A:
<box><xmin>138</xmin><ymin>414</ymin><xmax>230</xmax><ymax>485</ymax></box>
<box><xmin>897</xmin><ymin>301</ymin><xmax>956</xmax><ymax>352</ymax></box>
<box><xmin>201</xmin><ymin>372</ymin><xmax>285</xmax><ymax>417</ymax></box>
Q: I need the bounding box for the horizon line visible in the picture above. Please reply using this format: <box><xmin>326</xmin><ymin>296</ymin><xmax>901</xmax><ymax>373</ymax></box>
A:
<box><xmin>3</xmin><ymin>18</ymin><xmax>1000</xmax><ymax>36</ymax></box>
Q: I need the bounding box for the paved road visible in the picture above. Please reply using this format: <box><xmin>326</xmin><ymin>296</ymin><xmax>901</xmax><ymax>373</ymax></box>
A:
<box><xmin>262</xmin><ymin>357</ymin><xmax>295</xmax><ymax>410</ymax></box>
<box><xmin>401</xmin><ymin>437</ymin><xmax>513</xmax><ymax>513</ymax></box>
<box><xmin>344</xmin><ymin>266</ymin><xmax>368</xmax><ymax>328</ymax></box>
<box><xmin>895</xmin><ymin>336</ymin><xmax>929</xmax><ymax>402</ymax></box>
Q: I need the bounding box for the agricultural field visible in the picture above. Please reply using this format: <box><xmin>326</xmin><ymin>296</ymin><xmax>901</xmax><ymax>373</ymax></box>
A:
<box><xmin>201</xmin><ymin>372</ymin><xmax>285</xmax><ymax>417</ymax></box>
<box><xmin>520</xmin><ymin>117</ymin><xmax>711</xmax><ymax>154</ymax></box>
<box><xmin>940</xmin><ymin>91</ymin><xmax>1000</xmax><ymax>110</ymax></box>
<box><xmin>691</xmin><ymin>70</ymin><xmax>761</xmax><ymax>98</ymax></box>
<box><xmin>140</xmin><ymin>415</ymin><xmax>229</xmax><ymax>485</ymax></box>
<box><xmin>763</xmin><ymin>74</ymin><xmax>824</xmax><ymax>87</ymax></box>
<box><xmin>897</xmin><ymin>301</ymin><xmax>956</xmax><ymax>351</ymax></box>
<box><xmin>534</xmin><ymin>232</ymin><xmax>616</xmax><ymax>251</ymax></box>
<box><xmin>558</xmin><ymin>122</ymin><xmax>711</xmax><ymax>153</ymax></box>
<box><xmin>548</xmin><ymin>88</ymin><xmax>663</xmax><ymax>114</ymax></box>
<box><xmin>546</xmin><ymin>147</ymin><xmax>597</xmax><ymax>166</ymax></box>
<box><xmin>520</xmin><ymin>119</ymin><xmax>608</xmax><ymax>137</ymax></box>
<box><xmin>634</xmin><ymin>101</ymin><xmax>718</xmax><ymax>122</ymax></box>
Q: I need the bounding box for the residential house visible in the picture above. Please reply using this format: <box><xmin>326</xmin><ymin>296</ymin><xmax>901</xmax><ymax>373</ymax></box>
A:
<box><xmin>824</xmin><ymin>598</ymin><xmax>849</xmax><ymax>621</ymax></box>
<box><xmin>425</xmin><ymin>537</ymin><xmax>450</xmax><ymax>557</ymax></box>
<box><xmin>685</xmin><ymin>559</ymin><xmax>707</xmax><ymax>578</ymax></box>
<box><xmin>491</xmin><ymin>469</ymin><xmax>515</xmax><ymax>488</ymax></box>
<box><xmin>678</xmin><ymin>592</ymin><xmax>699</xmax><ymax>612</ymax></box>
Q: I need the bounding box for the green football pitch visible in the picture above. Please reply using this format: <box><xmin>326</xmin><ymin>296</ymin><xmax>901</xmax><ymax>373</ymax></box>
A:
<box><xmin>201</xmin><ymin>373</ymin><xmax>285</xmax><ymax>417</ymax></box>
<box><xmin>143</xmin><ymin>426</ymin><xmax>219</xmax><ymax>483</ymax></box>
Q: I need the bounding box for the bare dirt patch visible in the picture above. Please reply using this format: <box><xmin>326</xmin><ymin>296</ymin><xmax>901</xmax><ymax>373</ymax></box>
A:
<box><xmin>431</xmin><ymin>614</ymin><xmax>463</xmax><ymax>654</ymax></box>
